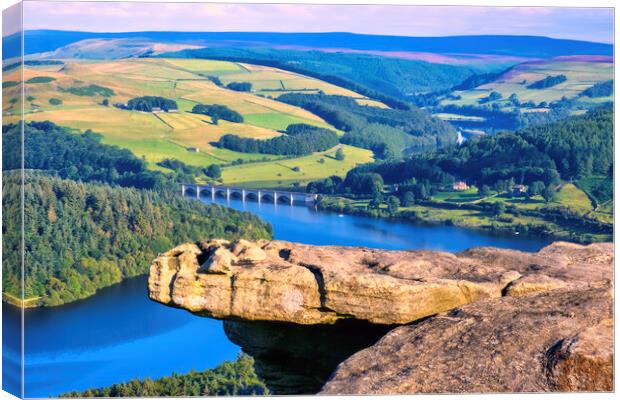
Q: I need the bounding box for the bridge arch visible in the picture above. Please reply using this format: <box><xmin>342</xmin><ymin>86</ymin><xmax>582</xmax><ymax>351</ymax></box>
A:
<box><xmin>277</xmin><ymin>194</ymin><xmax>293</xmax><ymax>204</ymax></box>
<box><xmin>229</xmin><ymin>191</ymin><xmax>243</xmax><ymax>200</ymax></box>
<box><xmin>184</xmin><ymin>187</ymin><xmax>197</xmax><ymax>196</ymax></box>
<box><xmin>199</xmin><ymin>188</ymin><xmax>212</xmax><ymax>197</ymax></box>
<box><xmin>214</xmin><ymin>189</ymin><xmax>228</xmax><ymax>198</ymax></box>
<box><xmin>261</xmin><ymin>193</ymin><xmax>275</xmax><ymax>202</ymax></box>
<box><xmin>245</xmin><ymin>192</ymin><xmax>259</xmax><ymax>201</ymax></box>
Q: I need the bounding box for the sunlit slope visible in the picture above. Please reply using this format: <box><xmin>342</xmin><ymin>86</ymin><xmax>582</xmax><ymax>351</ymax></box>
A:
<box><xmin>440</xmin><ymin>58</ymin><xmax>613</xmax><ymax>110</ymax></box>
<box><xmin>5</xmin><ymin>58</ymin><xmax>376</xmax><ymax>186</ymax></box>
<box><xmin>221</xmin><ymin>145</ymin><xmax>373</xmax><ymax>188</ymax></box>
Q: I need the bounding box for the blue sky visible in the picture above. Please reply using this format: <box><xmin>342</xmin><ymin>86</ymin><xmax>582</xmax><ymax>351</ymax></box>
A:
<box><xmin>8</xmin><ymin>2</ymin><xmax>615</xmax><ymax>43</ymax></box>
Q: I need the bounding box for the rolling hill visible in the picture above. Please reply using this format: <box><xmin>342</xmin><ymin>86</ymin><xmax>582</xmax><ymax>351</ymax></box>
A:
<box><xmin>440</xmin><ymin>57</ymin><xmax>613</xmax><ymax>109</ymax></box>
<box><xmin>3</xmin><ymin>57</ymin><xmax>375</xmax><ymax>187</ymax></box>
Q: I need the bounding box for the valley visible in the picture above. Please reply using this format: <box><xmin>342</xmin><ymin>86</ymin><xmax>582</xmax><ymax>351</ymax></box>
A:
<box><xmin>1</xmin><ymin>20</ymin><xmax>614</xmax><ymax>398</ymax></box>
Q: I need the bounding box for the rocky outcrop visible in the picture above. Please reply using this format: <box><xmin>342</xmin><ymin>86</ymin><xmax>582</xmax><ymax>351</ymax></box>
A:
<box><xmin>149</xmin><ymin>239</ymin><xmax>611</xmax><ymax>325</ymax></box>
<box><xmin>148</xmin><ymin>239</ymin><xmax>613</xmax><ymax>394</ymax></box>
<box><xmin>321</xmin><ymin>287</ymin><xmax>613</xmax><ymax>394</ymax></box>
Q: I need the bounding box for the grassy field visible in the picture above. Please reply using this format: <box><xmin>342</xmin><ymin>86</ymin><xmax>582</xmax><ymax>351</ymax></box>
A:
<box><xmin>431</xmin><ymin>183</ymin><xmax>597</xmax><ymax>216</ymax></box>
<box><xmin>221</xmin><ymin>145</ymin><xmax>373</xmax><ymax>188</ymax></box>
<box><xmin>440</xmin><ymin>58</ymin><xmax>613</xmax><ymax>110</ymax></box>
<box><xmin>433</xmin><ymin>113</ymin><xmax>486</xmax><ymax>122</ymax></box>
<box><xmin>3</xmin><ymin>58</ymin><xmax>378</xmax><ymax>183</ymax></box>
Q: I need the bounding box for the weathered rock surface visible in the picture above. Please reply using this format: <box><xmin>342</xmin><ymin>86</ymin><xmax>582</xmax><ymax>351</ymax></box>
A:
<box><xmin>321</xmin><ymin>287</ymin><xmax>613</xmax><ymax>394</ymax></box>
<box><xmin>148</xmin><ymin>239</ymin><xmax>613</xmax><ymax>394</ymax></box>
<box><xmin>149</xmin><ymin>239</ymin><xmax>612</xmax><ymax>325</ymax></box>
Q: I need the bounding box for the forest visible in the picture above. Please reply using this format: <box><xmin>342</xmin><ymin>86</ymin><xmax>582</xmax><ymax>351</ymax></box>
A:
<box><xmin>313</xmin><ymin>108</ymin><xmax>613</xmax><ymax>196</ymax></box>
<box><xmin>226</xmin><ymin>81</ymin><xmax>252</xmax><ymax>92</ymax></box>
<box><xmin>126</xmin><ymin>96</ymin><xmax>178</xmax><ymax>111</ymax></box>
<box><xmin>215</xmin><ymin>123</ymin><xmax>339</xmax><ymax>156</ymax></box>
<box><xmin>2</xmin><ymin>172</ymin><xmax>271</xmax><ymax>306</ymax></box>
<box><xmin>3</xmin><ymin>121</ymin><xmax>170</xmax><ymax>190</ymax></box>
<box><xmin>62</xmin><ymin>354</ymin><xmax>268</xmax><ymax>397</ymax></box>
<box><xmin>191</xmin><ymin>104</ymin><xmax>244</xmax><ymax>123</ymax></box>
<box><xmin>580</xmin><ymin>80</ymin><xmax>613</xmax><ymax>98</ymax></box>
<box><xmin>527</xmin><ymin>74</ymin><xmax>567</xmax><ymax>89</ymax></box>
<box><xmin>277</xmin><ymin>93</ymin><xmax>456</xmax><ymax>157</ymax></box>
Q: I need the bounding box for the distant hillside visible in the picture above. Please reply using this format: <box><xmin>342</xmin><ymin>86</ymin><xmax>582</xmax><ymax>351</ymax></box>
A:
<box><xmin>3</xmin><ymin>30</ymin><xmax>613</xmax><ymax>60</ymax></box>
<box><xmin>434</xmin><ymin>57</ymin><xmax>613</xmax><ymax>132</ymax></box>
<box><xmin>164</xmin><ymin>47</ymin><xmax>482</xmax><ymax>97</ymax></box>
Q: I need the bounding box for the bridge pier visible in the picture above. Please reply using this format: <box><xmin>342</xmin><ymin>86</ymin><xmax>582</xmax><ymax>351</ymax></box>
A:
<box><xmin>182</xmin><ymin>184</ymin><xmax>320</xmax><ymax>207</ymax></box>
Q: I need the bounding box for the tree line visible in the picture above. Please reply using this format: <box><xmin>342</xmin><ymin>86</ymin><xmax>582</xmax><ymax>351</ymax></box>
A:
<box><xmin>3</xmin><ymin>121</ymin><xmax>170</xmax><ymax>190</ymax></box>
<box><xmin>216</xmin><ymin>123</ymin><xmax>339</xmax><ymax>156</ymax></box>
<box><xmin>580</xmin><ymin>80</ymin><xmax>613</xmax><ymax>98</ymax></box>
<box><xmin>527</xmin><ymin>75</ymin><xmax>567</xmax><ymax>89</ymax></box>
<box><xmin>125</xmin><ymin>96</ymin><xmax>178</xmax><ymax>111</ymax></box>
<box><xmin>62</xmin><ymin>354</ymin><xmax>268</xmax><ymax>397</ymax></box>
<box><xmin>277</xmin><ymin>93</ymin><xmax>456</xmax><ymax>158</ymax></box>
<box><xmin>192</xmin><ymin>103</ymin><xmax>244</xmax><ymax>124</ymax></box>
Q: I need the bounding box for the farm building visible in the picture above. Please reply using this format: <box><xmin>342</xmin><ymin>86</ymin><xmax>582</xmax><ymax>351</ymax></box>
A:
<box><xmin>187</xmin><ymin>147</ymin><xmax>200</xmax><ymax>153</ymax></box>
<box><xmin>151</xmin><ymin>107</ymin><xmax>162</xmax><ymax>113</ymax></box>
<box><xmin>453</xmin><ymin>181</ymin><xmax>469</xmax><ymax>191</ymax></box>
<box><xmin>512</xmin><ymin>184</ymin><xmax>527</xmax><ymax>196</ymax></box>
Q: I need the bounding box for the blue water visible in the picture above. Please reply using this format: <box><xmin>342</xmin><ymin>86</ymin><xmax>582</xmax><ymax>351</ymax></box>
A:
<box><xmin>6</xmin><ymin>195</ymin><xmax>550</xmax><ymax>397</ymax></box>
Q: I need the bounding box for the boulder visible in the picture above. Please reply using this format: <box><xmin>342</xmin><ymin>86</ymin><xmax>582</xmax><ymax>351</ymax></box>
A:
<box><xmin>148</xmin><ymin>239</ymin><xmax>613</xmax><ymax>394</ymax></box>
<box><xmin>321</xmin><ymin>286</ymin><xmax>613</xmax><ymax>394</ymax></box>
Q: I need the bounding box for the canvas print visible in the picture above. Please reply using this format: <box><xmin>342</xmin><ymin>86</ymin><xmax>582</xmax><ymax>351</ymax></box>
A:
<box><xmin>1</xmin><ymin>1</ymin><xmax>614</xmax><ymax>398</ymax></box>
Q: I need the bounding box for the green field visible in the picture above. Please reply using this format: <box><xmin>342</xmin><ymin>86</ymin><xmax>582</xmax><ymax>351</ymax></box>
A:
<box><xmin>432</xmin><ymin>183</ymin><xmax>599</xmax><ymax>217</ymax></box>
<box><xmin>440</xmin><ymin>59</ymin><xmax>613</xmax><ymax>111</ymax></box>
<box><xmin>3</xmin><ymin>58</ymin><xmax>376</xmax><ymax>185</ymax></box>
<box><xmin>553</xmin><ymin>183</ymin><xmax>593</xmax><ymax>213</ymax></box>
<box><xmin>221</xmin><ymin>145</ymin><xmax>373</xmax><ymax>188</ymax></box>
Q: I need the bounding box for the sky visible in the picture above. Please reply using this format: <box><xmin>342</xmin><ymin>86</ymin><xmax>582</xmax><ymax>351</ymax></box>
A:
<box><xmin>3</xmin><ymin>1</ymin><xmax>614</xmax><ymax>43</ymax></box>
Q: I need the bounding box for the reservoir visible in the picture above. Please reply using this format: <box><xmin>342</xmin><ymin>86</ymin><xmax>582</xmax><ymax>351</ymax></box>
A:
<box><xmin>7</xmin><ymin>195</ymin><xmax>550</xmax><ymax>397</ymax></box>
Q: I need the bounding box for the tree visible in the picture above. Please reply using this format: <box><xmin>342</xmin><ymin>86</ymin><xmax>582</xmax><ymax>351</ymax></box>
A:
<box><xmin>368</xmin><ymin>195</ymin><xmax>382</xmax><ymax>209</ymax></box>
<box><xmin>335</xmin><ymin>148</ymin><xmax>345</xmax><ymax>161</ymax></box>
<box><xmin>528</xmin><ymin>181</ymin><xmax>545</xmax><ymax>197</ymax></box>
<box><xmin>402</xmin><ymin>191</ymin><xmax>415</xmax><ymax>207</ymax></box>
<box><xmin>387</xmin><ymin>196</ymin><xmax>400</xmax><ymax>214</ymax></box>
<box><xmin>478</xmin><ymin>184</ymin><xmax>491</xmax><ymax>197</ymax></box>
<box><xmin>226</xmin><ymin>82</ymin><xmax>252</xmax><ymax>92</ymax></box>
<box><xmin>206</xmin><ymin>164</ymin><xmax>221</xmax><ymax>179</ymax></box>
<box><xmin>542</xmin><ymin>184</ymin><xmax>557</xmax><ymax>203</ymax></box>
<box><xmin>101</xmin><ymin>98</ymin><xmax>109</xmax><ymax>106</ymax></box>
<box><xmin>492</xmin><ymin>202</ymin><xmax>506</xmax><ymax>216</ymax></box>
